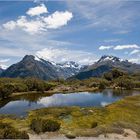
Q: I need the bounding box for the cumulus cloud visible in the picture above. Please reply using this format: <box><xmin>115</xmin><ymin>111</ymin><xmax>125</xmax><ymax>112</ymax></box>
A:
<box><xmin>3</xmin><ymin>4</ymin><xmax>73</xmax><ymax>34</ymax></box>
<box><xmin>3</xmin><ymin>16</ymin><xmax>44</xmax><ymax>34</ymax></box>
<box><xmin>26</xmin><ymin>4</ymin><xmax>48</xmax><ymax>16</ymax></box>
<box><xmin>43</xmin><ymin>11</ymin><xmax>73</xmax><ymax>29</ymax></box>
<box><xmin>3</xmin><ymin>21</ymin><xmax>16</xmax><ymax>30</ymax></box>
<box><xmin>36</xmin><ymin>47</ymin><xmax>97</xmax><ymax>65</ymax></box>
<box><xmin>99</xmin><ymin>45</ymin><xmax>113</xmax><ymax>50</ymax></box>
<box><xmin>130</xmin><ymin>49</ymin><xmax>140</xmax><ymax>55</ymax></box>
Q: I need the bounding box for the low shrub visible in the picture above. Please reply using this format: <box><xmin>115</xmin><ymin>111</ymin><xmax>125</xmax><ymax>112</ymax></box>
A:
<box><xmin>99</xmin><ymin>82</ymin><xmax>106</xmax><ymax>89</ymax></box>
<box><xmin>0</xmin><ymin>122</ymin><xmax>29</xmax><ymax>139</ymax></box>
<box><xmin>0</xmin><ymin>84</ymin><xmax>14</xmax><ymax>99</ymax></box>
<box><xmin>116</xmin><ymin>77</ymin><xmax>134</xmax><ymax>90</ymax></box>
<box><xmin>88</xmin><ymin>82</ymin><xmax>98</xmax><ymax>88</ymax></box>
<box><xmin>134</xmin><ymin>81</ymin><xmax>140</xmax><ymax>88</ymax></box>
<box><xmin>12</xmin><ymin>83</ymin><xmax>28</xmax><ymax>92</ymax></box>
<box><xmin>91</xmin><ymin>122</ymin><xmax>98</xmax><ymax>128</ymax></box>
<box><xmin>30</xmin><ymin>118</ymin><xmax>60</xmax><ymax>133</ymax></box>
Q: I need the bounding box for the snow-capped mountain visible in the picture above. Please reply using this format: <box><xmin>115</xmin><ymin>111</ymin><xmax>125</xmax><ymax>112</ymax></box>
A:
<box><xmin>55</xmin><ymin>61</ymin><xmax>82</xmax><ymax>78</ymax></box>
<box><xmin>1</xmin><ymin>55</ymin><xmax>140</xmax><ymax>80</ymax></box>
<box><xmin>97</xmin><ymin>55</ymin><xmax>125</xmax><ymax>63</ymax></box>
<box><xmin>35</xmin><ymin>55</ymin><xmax>82</xmax><ymax>69</ymax></box>
<box><xmin>34</xmin><ymin>56</ymin><xmax>82</xmax><ymax>78</ymax></box>
<box><xmin>72</xmin><ymin>55</ymin><xmax>140</xmax><ymax>80</ymax></box>
<box><xmin>0</xmin><ymin>55</ymin><xmax>82</xmax><ymax>80</ymax></box>
<box><xmin>56</xmin><ymin>61</ymin><xmax>81</xmax><ymax>69</ymax></box>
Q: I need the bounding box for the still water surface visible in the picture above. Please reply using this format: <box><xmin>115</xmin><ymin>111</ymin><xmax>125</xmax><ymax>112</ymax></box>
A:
<box><xmin>0</xmin><ymin>89</ymin><xmax>139</xmax><ymax>116</ymax></box>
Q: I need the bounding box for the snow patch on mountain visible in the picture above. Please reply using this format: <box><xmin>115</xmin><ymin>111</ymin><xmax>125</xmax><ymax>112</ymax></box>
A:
<box><xmin>34</xmin><ymin>55</ymin><xmax>82</xmax><ymax>69</ymax></box>
<box><xmin>98</xmin><ymin>55</ymin><xmax>126</xmax><ymax>63</ymax></box>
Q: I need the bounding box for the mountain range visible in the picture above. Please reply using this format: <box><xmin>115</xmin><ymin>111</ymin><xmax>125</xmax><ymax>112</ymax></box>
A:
<box><xmin>73</xmin><ymin>55</ymin><xmax>140</xmax><ymax>80</ymax></box>
<box><xmin>0</xmin><ymin>55</ymin><xmax>82</xmax><ymax>80</ymax></box>
<box><xmin>0</xmin><ymin>55</ymin><xmax>140</xmax><ymax>80</ymax></box>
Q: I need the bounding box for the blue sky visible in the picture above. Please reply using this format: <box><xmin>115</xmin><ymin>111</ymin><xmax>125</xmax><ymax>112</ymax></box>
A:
<box><xmin>0</xmin><ymin>0</ymin><xmax>140</xmax><ymax>68</ymax></box>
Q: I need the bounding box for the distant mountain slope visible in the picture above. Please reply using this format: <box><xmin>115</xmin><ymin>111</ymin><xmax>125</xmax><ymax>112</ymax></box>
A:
<box><xmin>54</xmin><ymin>61</ymin><xmax>82</xmax><ymax>78</ymax></box>
<box><xmin>73</xmin><ymin>55</ymin><xmax>140</xmax><ymax>80</ymax></box>
<box><xmin>1</xmin><ymin>55</ymin><xmax>82</xmax><ymax>80</ymax></box>
<box><xmin>1</xmin><ymin>55</ymin><xmax>59</xmax><ymax>80</ymax></box>
<box><xmin>0</xmin><ymin>67</ymin><xmax>4</xmax><ymax>75</ymax></box>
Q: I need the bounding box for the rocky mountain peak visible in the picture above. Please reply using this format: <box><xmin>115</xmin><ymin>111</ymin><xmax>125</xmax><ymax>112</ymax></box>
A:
<box><xmin>97</xmin><ymin>55</ymin><xmax>124</xmax><ymax>63</ymax></box>
<box><xmin>22</xmin><ymin>55</ymin><xmax>35</xmax><ymax>62</ymax></box>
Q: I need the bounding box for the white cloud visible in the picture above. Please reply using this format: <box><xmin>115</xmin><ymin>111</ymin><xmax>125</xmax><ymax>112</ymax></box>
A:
<box><xmin>36</xmin><ymin>47</ymin><xmax>97</xmax><ymax>65</ymax></box>
<box><xmin>99</xmin><ymin>45</ymin><xmax>113</xmax><ymax>50</ymax></box>
<box><xmin>99</xmin><ymin>44</ymin><xmax>140</xmax><ymax>51</ymax></box>
<box><xmin>0</xmin><ymin>59</ymin><xmax>10</xmax><ymax>63</ymax></box>
<box><xmin>3</xmin><ymin>4</ymin><xmax>73</xmax><ymax>34</ymax></box>
<box><xmin>43</xmin><ymin>11</ymin><xmax>73</xmax><ymax>29</ymax></box>
<box><xmin>129</xmin><ymin>58</ymin><xmax>140</xmax><ymax>64</ymax></box>
<box><xmin>114</xmin><ymin>30</ymin><xmax>130</xmax><ymax>34</ymax></box>
<box><xmin>130</xmin><ymin>49</ymin><xmax>140</xmax><ymax>55</ymax></box>
<box><xmin>114</xmin><ymin>44</ymin><xmax>140</xmax><ymax>50</ymax></box>
<box><xmin>66</xmin><ymin>1</ymin><xmax>139</xmax><ymax>31</ymax></box>
<box><xmin>103</xmin><ymin>39</ymin><xmax>121</xmax><ymax>43</ymax></box>
<box><xmin>26</xmin><ymin>4</ymin><xmax>48</xmax><ymax>16</ymax></box>
<box><xmin>0</xmin><ymin>59</ymin><xmax>10</xmax><ymax>69</ymax></box>
<box><xmin>0</xmin><ymin>46</ymin><xmax>29</xmax><ymax>57</ymax></box>
<box><xmin>3</xmin><ymin>16</ymin><xmax>45</xmax><ymax>34</ymax></box>
<box><xmin>0</xmin><ymin>64</ymin><xmax>8</xmax><ymax>69</ymax></box>
<box><xmin>3</xmin><ymin>21</ymin><xmax>16</xmax><ymax>30</ymax></box>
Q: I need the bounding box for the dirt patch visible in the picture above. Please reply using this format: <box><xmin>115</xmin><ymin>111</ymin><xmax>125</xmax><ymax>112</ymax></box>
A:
<box><xmin>29</xmin><ymin>129</ymin><xmax>140</xmax><ymax>140</ymax></box>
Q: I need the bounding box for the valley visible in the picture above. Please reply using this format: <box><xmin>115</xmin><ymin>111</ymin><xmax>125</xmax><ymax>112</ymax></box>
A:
<box><xmin>0</xmin><ymin>55</ymin><xmax>140</xmax><ymax>139</ymax></box>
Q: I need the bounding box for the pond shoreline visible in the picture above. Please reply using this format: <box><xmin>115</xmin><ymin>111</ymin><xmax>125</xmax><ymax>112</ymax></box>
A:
<box><xmin>10</xmin><ymin>87</ymin><xmax>140</xmax><ymax>98</ymax></box>
<box><xmin>10</xmin><ymin>87</ymin><xmax>100</xmax><ymax>97</ymax></box>
<box><xmin>0</xmin><ymin>89</ymin><xmax>140</xmax><ymax>117</ymax></box>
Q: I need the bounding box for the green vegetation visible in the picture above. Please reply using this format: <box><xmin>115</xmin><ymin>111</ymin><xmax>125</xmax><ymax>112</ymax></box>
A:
<box><xmin>103</xmin><ymin>69</ymin><xmax>140</xmax><ymax>90</ymax></box>
<box><xmin>0</xmin><ymin>69</ymin><xmax>140</xmax><ymax>100</ymax></box>
<box><xmin>115</xmin><ymin>77</ymin><xmax>134</xmax><ymax>90</ymax></box>
<box><xmin>0</xmin><ymin>69</ymin><xmax>140</xmax><ymax>139</ymax></box>
<box><xmin>0</xmin><ymin>94</ymin><xmax>140</xmax><ymax>138</ymax></box>
<box><xmin>27</xmin><ymin>95</ymin><xmax>140</xmax><ymax>137</ymax></box>
<box><xmin>0</xmin><ymin>77</ymin><xmax>56</xmax><ymax>100</ymax></box>
<box><xmin>30</xmin><ymin>118</ymin><xmax>60</xmax><ymax>133</ymax></box>
<box><xmin>104</xmin><ymin>69</ymin><xmax>125</xmax><ymax>81</ymax></box>
<box><xmin>0</xmin><ymin>121</ymin><xmax>29</xmax><ymax>139</ymax></box>
<box><xmin>0</xmin><ymin>84</ymin><xmax>14</xmax><ymax>99</ymax></box>
<box><xmin>91</xmin><ymin>122</ymin><xmax>98</xmax><ymax>128</ymax></box>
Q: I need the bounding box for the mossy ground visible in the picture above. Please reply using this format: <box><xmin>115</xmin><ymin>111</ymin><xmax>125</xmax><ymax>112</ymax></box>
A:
<box><xmin>28</xmin><ymin>95</ymin><xmax>140</xmax><ymax>137</ymax></box>
<box><xmin>0</xmin><ymin>95</ymin><xmax>140</xmax><ymax>138</ymax></box>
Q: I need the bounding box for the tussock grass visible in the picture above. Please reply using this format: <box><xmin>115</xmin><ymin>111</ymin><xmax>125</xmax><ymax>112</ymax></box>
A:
<box><xmin>27</xmin><ymin>95</ymin><xmax>140</xmax><ymax>137</ymax></box>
